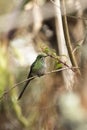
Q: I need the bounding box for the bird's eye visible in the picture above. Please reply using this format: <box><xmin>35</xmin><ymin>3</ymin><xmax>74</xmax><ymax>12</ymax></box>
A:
<box><xmin>40</xmin><ymin>57</ymin><xmax>42</xmax><ymax>59</ymax></box>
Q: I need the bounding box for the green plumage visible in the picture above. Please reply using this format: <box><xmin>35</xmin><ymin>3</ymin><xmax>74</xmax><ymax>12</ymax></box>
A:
<box><xmin>18</xmin><ymin>54</ymin><xmax>46</xmax><ymax>100</ymax></box>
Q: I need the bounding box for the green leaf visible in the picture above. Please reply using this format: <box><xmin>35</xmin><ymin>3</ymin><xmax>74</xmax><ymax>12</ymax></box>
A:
<box><xmin>55</xmin><ymin>61</ymin><xmax>62</xmax><ymax>69</ymax></box>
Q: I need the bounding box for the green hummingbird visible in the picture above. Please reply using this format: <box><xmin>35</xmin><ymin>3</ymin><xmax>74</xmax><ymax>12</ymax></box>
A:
<box><xmin>18</xmin><ymin>54</ymin><xmax>47</xmax><ymax>100</ymax></box>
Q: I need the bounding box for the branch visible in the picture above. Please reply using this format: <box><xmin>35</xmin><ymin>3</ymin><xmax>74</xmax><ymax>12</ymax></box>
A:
<box><xmin>0</xmin><ymin>67</ymin><xmax>79</xmax><ymax>101</ymax></box>
<box><xmin>47</xmin><ymin>54</ymin><xmax>77</xmax><ymax>72</ymax></box>
<box><xmin>61</xmin><ymin>0</ymin><xmax>80</xmax><ymax>75</ymax></box>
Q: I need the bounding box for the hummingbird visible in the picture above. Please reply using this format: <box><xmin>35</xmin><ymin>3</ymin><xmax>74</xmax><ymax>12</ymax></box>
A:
<box><xmin>18</xmin><ymin>54</ymin><xmax>47</xmax><ymax>100</ymax></box>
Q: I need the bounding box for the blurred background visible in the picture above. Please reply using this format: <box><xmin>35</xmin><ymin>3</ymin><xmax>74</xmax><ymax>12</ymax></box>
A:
<box><xmin>0</xmin><ymin>0</ymin><xmax>87</xmax><ymax>130</ymax></box>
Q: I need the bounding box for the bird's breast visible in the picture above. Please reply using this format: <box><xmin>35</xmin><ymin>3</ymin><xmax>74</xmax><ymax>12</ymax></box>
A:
<box><xmin>37</xmin><ymin>62</ymin><xmax>46</xmax><ymax>76</ymax></box>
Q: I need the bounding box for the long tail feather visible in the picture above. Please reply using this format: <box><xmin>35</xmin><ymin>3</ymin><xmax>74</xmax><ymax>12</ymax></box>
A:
<box><xmin>17</xmin><ymin>79</ymin><xmax>31</xmax><ymax>100</ymax></box>
<box><xmin>18</xmin><ymin>68</ymin><xmax>34</xmax><ymax>100</ymax></box>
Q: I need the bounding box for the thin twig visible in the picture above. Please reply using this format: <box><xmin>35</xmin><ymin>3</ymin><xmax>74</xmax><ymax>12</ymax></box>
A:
<box><xmin>61</xmin><ymin>0</ymin><xmax>80</xmax><ymax>75</ymax></box>
<box><xmin>47</xmin><ymin>54</ymin><xmax>76</xmax><ymax>72</ymax></box>
<box><xmin>67</xmin><ymin>15</ymin><xmax>87</xmax><ymax>21</ymax></box>
<box><xmin>0</xmin><ymin>76</ymin><xmax>36</xmax><ymax>100</ymax></box>
<box><xmin>0</xmin><ymin>67</ymin><xmax>79</xmax><ymax>101</ymax></box>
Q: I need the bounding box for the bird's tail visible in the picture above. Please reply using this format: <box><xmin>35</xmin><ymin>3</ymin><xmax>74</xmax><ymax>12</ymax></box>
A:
<box><xmin>18</xmin><ymin>77</ymin><xmax>34</xmax><ymax>100</ymax></box>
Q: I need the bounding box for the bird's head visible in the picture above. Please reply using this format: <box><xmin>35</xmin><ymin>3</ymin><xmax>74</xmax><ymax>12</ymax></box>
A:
<box><xmin>37</xmin><ymin>54</ymin><xmax>47</xmax><ymax>60</ymax></box>
<box><xmin>37</xmin><ymin>54</ymin><xmax>47</xmax><ymax>59</ymax></box>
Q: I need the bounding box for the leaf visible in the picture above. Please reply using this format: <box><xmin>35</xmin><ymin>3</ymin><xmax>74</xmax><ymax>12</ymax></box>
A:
<box><xmin>55</xmin><ymin>61</ymin><xmax>62</xmax><ymax>69</ymax></box>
